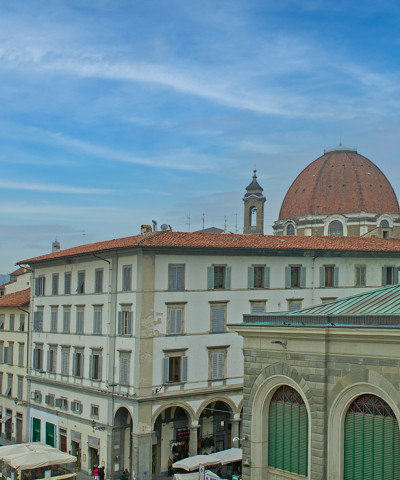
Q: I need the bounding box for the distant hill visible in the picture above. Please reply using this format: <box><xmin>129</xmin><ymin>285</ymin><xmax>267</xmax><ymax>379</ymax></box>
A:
<box><xmin>0</xmin><ymin>274</ymin><xmax>10</xmax><ymax>285</ymax></box>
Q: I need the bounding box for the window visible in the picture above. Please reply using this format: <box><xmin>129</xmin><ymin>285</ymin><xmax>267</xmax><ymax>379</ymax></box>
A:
<box><xmin>380</xmin><ymin>219</ymin><xmax>390</xmax><ymax>228</ymax></box>
<box><xmin>5</xmin><ymin>343</ymin><xmax>13</xmax><ymax>365</ymax></box>
<box><xmin>344</xmin><ymin>394</ymin><xmax>400</xmax><ymax>479</ymax></box>
<box><xmin>287</xmin><ymin>299</ymin><xmax>302</xmax><ymax>312</ymax></box>
<box><xmin>286</xmin><ymin>223</ymin><xmax>295</xmax><ymax>235</ymax></box>
<box><xmin>35</xmin><ymin>275</ymin><xmax>45</xmax><ymax>296</ymax></box>
<box><xmin>33</xmin><ymin>308</ymin><xmax>43</xmax><ymax>332</ymax></box>
<box><xmin>250</xmin><ymin>301</ymin><xmax>266</xmax><ymax>313</ymax></box>
<box><xmin>0</xmin><ymin>314</ymin><xmax>4</xmax><ymax>329</ymax></box>
<box><xmin>18</xmin><ymin>343</ymin><xmax>24</xmax><ymax>367</ymax></box>
<box><xmin>118</xmin><ymin>310</ymin><xmax>133</xmax><ymax>336</ymax></box>
<box><xmin>45</xmin><ymin>394</ymin><xmax>55</xmax><ymax>406</ymax></box>
<box><xmin>119</xmin><ymin>352</ymin><xmax>131</xmax><ymax>385</ymax></box>
<box><xmin>73</xmin><ymin>350</ymin><xmax>84</xmax><ymax>377</ymax></box>
<box><xmin>169</xmin><ymin>264</ymin><xmax>185</xmax><ymax>290</ymax></box>
<box><xmin>285</xmin><ymin>266</ymin><xmax>306</xmax><ymax>288</ymax></box>
<box><xmin>320</xmin><ymin>265</ymin><xmax>339</xmax><ymax>287</ymax></box>
<box><xmin>122</xmin><ymin>265</ymin><xmax>132</xmax><ymax>291</ymax></box>
<box><xmin>19</xmin><ymin>314</ymin><xmax>25</xmax><ymax>331</ymax></box>
<box><xmin>52</xmin><ymin>274</ymin><xmax>59</xmax><ymax>295</ymax></box>
<box><xmin>91</xmin><ymin>405</ymin><xmax>99</xmax><ymax>418</ymax></box>
<box><xmin>328</xmin><ymin>220</ymin><xmax>344</xmax><ymax>236</ymax></box>
<box><xmin>89</xmin><ymin>351</ymin><xmax>102</xmax><ymax>381</ymax></box>
<box><xmin>95</xmin><ymin>269</ymin><xmax>103</xmax><ymax>293</ymax></box>
<box><xmin>6</xmin><ymin>374</ymin><xmax>13</xmax><ymax>397</ymax></box>
<box><xmin>59</xmin><ymin>428</ymin><xmax>67</xmax><ymax>452</ymax></box>
<box><xmin>33</xmin><ymin>344</ymin><xmax>43</xmax><ymax>371</ymax></box>
<box><xmin>355</xmin><ymin>265</ymin><xmax>366</xmax><ymax>287</ymax></box>
<box><xmin>210</xmin><ymin>304</ymin><xmax>226</xmax><ymax>333</ymax></box>
<box><xmin>55</xmin><ymin>398</ymin><xmax>68</xmax><ymax>410</ymax></box>
<box><xmin>162</xmin><ymin>353</ymin><xmax>187</xmax><ymax>383</ymax></box>
<box><xmin>61</xmin><ymin>348</ymin><xmax>70</xmax><ymax>375</ymax></box>
<box><xmin>77</xmin><ymin>271</ymin><xmax>85</xmax><ymax>294</ymax></box>
<box><xmin>71</xmin><ymin>401</ymin><xmax>82</xmax><ymax>413</ymax></box>
<box><xmin>268</xmin><ymin>385</ymin><xmax>308</xmax><ymax>476</ymax></box>
<box><xmin>63</xmin><ymin>306</ymin><xmax>71</xmax><ymax>333</ymax></box>
<box><xmin>208</xmin><ymin>265</ymin><xmax>231</xmax><ymax>289</ymax></box>
<box><xmin>248</xmin><ymin>265</ymin><xmax>270</xmax><ymax>289</ymax></box>
<box><xmin>168</xmin><ymin>306</ymin><xmax>184</xmax><ymax>335</ymax></box>
<box><xmin>47</xmin><ymin>346</ymin><xmax>57</xmax><ymax>373</ymax></box>
<box><xmin>76</xmin><ymin>307</ymin><xmax>84</xmax><ymax>334</ymax></box>
<box><xmin>382</xmin><ymin>266</ymin><xmax>398</xmax><ymax>286</ymax></box>
<box><xmin>0</xmin><ymin>372</ymin><xmax>2</xmax><ymax>394</ymax></box>
<box><xmin>50</xmin><ymin>307</ymin><xmax>58</xmax><ymax>332</ymax></box>
<box><xmin>64</xmin><ymin>272</ymin><xmax>71</xmax><ymax>294</ymax></box>
<box><xmin>93</xmin><ymin>307</ymin><xmax>102</xmax><ymax>335</ymax></box>
<box><xmin>209</xmin><ymin>350</ymin><xmax>226</xmax><ymax>380</ymax></box>
<box><xmin>17</xmin><ymin>376</ymin><xmax>23</xmax><ymax>400</ymax></box>
<box><xmin>9</xmin><ymin>314</ymin><xmax>14</xmax><ymax>331</ymax></box>
<box><xmin>0</xmin><ymin>341</ymin><xmax>3</xmax><ymax>363</ymax></box>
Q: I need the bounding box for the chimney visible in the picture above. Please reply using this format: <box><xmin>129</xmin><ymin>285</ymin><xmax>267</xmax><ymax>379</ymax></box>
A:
<box><xmin>152</xmin><ymin>220</ymin><xmax>157</xmax><ymax>232</ymax></box>
<box><xmin>52</xmin><ymin>239</ymin><xmax>61</xmax><ymax>253</ymax></box>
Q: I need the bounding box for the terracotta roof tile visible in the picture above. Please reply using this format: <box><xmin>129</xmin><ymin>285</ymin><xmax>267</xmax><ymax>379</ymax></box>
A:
<box><xmin>17</xmin><ymin>231</ymin><xmax>400</xmax><ymax>265</ymax></box>
<box><xmin>0</xmin><ymin>288</ymin><xmax>30</xmax><ymax>307</ymax></box>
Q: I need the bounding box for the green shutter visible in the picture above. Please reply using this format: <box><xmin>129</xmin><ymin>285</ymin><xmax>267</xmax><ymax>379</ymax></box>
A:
<box><xmin>298</xmin><ymin>405</ymin><xmax>308</xmax><ymax>476</ymax></box>
<box><xmin>32</xmin><ymin>417</ymin><xmax>41</xmax><ymax>442</ymax></box>
<box><xmin>268</xmin><ymin>402</ymin><xmax>277</xmax><ymax>467</ymax></box>
<box><xmin>46</xmin><ymin>422</ymin><xmax>55</xmax><ymax>447</ymax></box>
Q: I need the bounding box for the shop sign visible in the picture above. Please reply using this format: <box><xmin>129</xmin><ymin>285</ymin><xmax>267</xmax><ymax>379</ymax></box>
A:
<box><xmin>88</xmin><ymin>436</ymin><xmax>100</xmax><ymax>448</ymax></box>
<box><xmin>71</xmin><ymin>430</ymin><xmax>81</xmax><ymax>442</ymax></box>
<box><xmin>176</xmin><ymin>427</ymin><xmax>189</xmax><ymax>440</ymax></box>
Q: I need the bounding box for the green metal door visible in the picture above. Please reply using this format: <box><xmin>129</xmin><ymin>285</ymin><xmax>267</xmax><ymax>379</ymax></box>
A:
<box><xmin>46</xmin><ymin>422</ymin><xmax>55</xmax><ymax>447</ymax></box>
<box><xmin>32</xmin><ymin>417</ymin><xmax>41</xmax><ymax>442</ymax></box>
<box><xmin>344</xmin><ymin>394</ymin><xmax>400</xmax><ymax>480</ymax></box>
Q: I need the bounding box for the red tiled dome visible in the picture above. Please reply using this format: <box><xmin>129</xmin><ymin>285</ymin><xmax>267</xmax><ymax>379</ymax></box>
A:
<box><xmin>279</xmin><ymin>147</ymin><xmax>399</xmax><ymax>220</ymax></box>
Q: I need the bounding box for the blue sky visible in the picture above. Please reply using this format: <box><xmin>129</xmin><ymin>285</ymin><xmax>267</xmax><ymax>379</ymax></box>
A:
<box><xmin>1</xmin><ymin>0</ymin><xmax>400</xmax><ymax>273</ymax></box>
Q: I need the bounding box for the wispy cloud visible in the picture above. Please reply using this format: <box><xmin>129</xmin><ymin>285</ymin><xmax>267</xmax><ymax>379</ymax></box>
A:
<box><xmin>0</xmin><ymin>179</ymin><xmax>112</xmax><ymax>195</ymax></box>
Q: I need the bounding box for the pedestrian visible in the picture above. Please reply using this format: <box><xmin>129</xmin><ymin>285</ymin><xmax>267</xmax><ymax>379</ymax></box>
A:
<box><xmin>168</xmin><ymin>457</ymin><xmax>173</xmax><ymax>476</ymax></box>
<box><xmin>99</xmin><ymin>466</ymin><xmax>105</xmax><ymax>480</ymax></box>
<box><xmin>124</xmin><ymin>468</ymin><xmax>129</xmax><ymax>480</ymax></box>
<box><xmin>93</xmin><ymin>465</ymin><xmax>100</xmax><ymax>480</ymax></box>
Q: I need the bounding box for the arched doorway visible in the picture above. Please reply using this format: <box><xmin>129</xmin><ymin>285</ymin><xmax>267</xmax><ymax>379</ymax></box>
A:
<box><xmin>344</xmin><ymin>394</ymin><xmax>400</xmax><ymax>479</ymax></box>
<box><xmin>112</xmin><ymin>407</ymin><xmax>133</xmax><ymax>478</ymax></box>
<box><xmin>199</xmin><ymin>401</ymin><xmax>233</xmax><ymax>454</ymax></box>
<box><xmin>153</xmin><ymin>406</ymin><xmax>191</xmax><ymax>475</ymax></box>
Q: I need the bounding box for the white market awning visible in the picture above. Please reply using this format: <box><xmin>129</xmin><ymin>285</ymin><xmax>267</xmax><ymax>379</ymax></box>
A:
<box><xmin>211</xmin><ymin>448</ymin><xmax>242</xmax><ymax>465</ymax></box>
<box><xmin>0</xmin><ymin>443</ymin><xmax>77</xmax><ymax>470</ymax></box>
<box><xmin>173</xmin><ymin>454</ymin><xmax>221</xmax><ymax>472</ymax></box>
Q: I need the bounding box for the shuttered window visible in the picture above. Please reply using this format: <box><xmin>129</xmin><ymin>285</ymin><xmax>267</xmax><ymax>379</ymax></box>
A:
<box><xmin>95</xmin><ymin>269</ymin><xmax>103</xmax><ymax>293</ymax></box>
<box><xmin>122</xmin><ymin>265</ymin><xmax>132</xmax><ymax>291</ymax></box>
<box><xmin>93</xmin><ymin>307</ymin><xmax>102</xmax><ymax>334</ymax></box>
<box><xmin>268</xmin><ymin>385</ymin><xmax>308</xmax><ymax>476</ymax></box>
<box><xmin>344</xmin><ymin>394</ymin><xmax>400</xmax><ymax>480</ymax></box>
<box><xmin>211</xmin><ymin>305</ymin><xmax>226</xmax><ymax>333</ymax></box>
<box><xmin>168</xmin><ymin>307</ymin><xmax>183</xmax><ymax>335</ymax></box>
<box><xmin>76</xmin><ymin>308</ymin><xmax>84</xmax><ymax>334</ymax></box>
<box><xmin>119</xmin><ymin>354</ymin><xmax>130</xmax><ymax>385</ymax></box>
<box><xmin>211</xmin><ymin>352</ymin><xmax>225</xmax><ymax>380</ymax></box>
<box><xmin>169</xmin><ymin>265</ymin><xmax>184</xmax><ymax>290</ymax></box>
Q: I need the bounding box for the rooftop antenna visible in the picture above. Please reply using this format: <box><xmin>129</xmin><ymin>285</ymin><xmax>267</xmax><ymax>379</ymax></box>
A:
<box><xmin>235</xmin><ymin>213</ymin><xmax>238</xmax><ymax>234</ymax></box>
<box><xmin>186</xmin><ymin>214</ymin><xmax>191</xmax><ymax>232</ymax></box>
<box><xmin>224</xmin><ymin>215</ymin><xmax>227</xmax><ymax>233</ymax></box>
<box><xmin>202</xmin><ymin>213</ymin><xmax>206</xmax><ymax>231</ymax></box>
<box><xmin>82</xmin><ymin>230</ymin><xmax>86</xmax><ymax>244</ymax></box>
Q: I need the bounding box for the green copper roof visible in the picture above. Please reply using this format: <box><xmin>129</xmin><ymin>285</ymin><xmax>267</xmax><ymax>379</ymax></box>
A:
<box><xmin>288</xmin><ymin>284</ymin><xmax>400</xmax><ymax>316</ymax></box>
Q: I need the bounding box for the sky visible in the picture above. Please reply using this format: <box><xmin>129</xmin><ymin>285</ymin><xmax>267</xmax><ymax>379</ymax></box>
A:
<box><xmin>1</xmin><ymin>0</ymin><xmax>400</xmax><ymax>273</ymax></box>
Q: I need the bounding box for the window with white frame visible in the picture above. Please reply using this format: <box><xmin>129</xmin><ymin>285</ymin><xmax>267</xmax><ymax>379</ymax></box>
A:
<box><xmin>52</xmin><ymin>274</ymin><xmax>59</xmax><ymax>295</ymax></box>
<box><xmin>118</xmin><ymin>309</ymin><xmax>133</xmax><ymax>336</ymax></box>
<box><xmin>9</xmin><ymin>314</ymin><xmax>14</xmax><ymax>331</ymax></box>
<box><xmin>19</xmin><ymin>314</ymin><xmax>25</xmax><ymax>331</ymax></box>
<box><xmin>76</xmin><ymin>307</ymin><xmax>84</xmax><ymax>334</ymax></box>
<box><xmin>73</xmin><ymin>349</ymin><xmax>84</xmax><ymax>378</ymax></box>
<box><xmin>122</xmin><ymin>265</ymin><xmax>132</xmax><ymax>292</ymax></box>
<box><xmin>63</xmin><ymin>306</ymin><xmax>71</xmax><ymax>333</ymax></box>
<box><xmin>64</xmin><ymin>272</ymin><xmax>71</xmax><ymax>294</ymax></box>
<box><xmin>18</xmin><ymin>343</ymin><xmax>24</xmax><ymax>367</ymax></box>
<box><xmin>61</xmin><ymin>347</ymin><xmax>70</xmax><ymax>375</ymax></box>
<box><xmin>355</xmin><ymin>265</ymin><xmax>367</xmax><ymax>287</ymax></box>
<box><xmin>119</xmin><ymin>352</ymin><xmax>131</xmax><ymax>385</ymax></box>
<box><xmin>17</xmin><ymin>376</ymin><xmax>23</xmax><ymax>400</ymax></box>
<box><xmin>209</xmin><ymin>349</ymin><xmax>226</xmax><ymax>380</ymax></box>
<box><xmin>162</xmin><ymin>351</ymin><xmax>188</xmax><ymax>383</ymax></box>
<box><xmin>250</xmin><ymin>300</ymin><xmax>266</xmax><ymax>314</ymax></box>
<box><xmin>77</xmin><ymin>271</ymin><xmax>85</xmax><ymax>294</ymax></box>
<box><xmin>33</xmin><ymin>308</ymin><xmax>44</xmax><ymax>332</ymax></box>
<box><xmin>168</xmin><ymin>305</ymin><xmax>184</xmax><ymax>335</ymax></box>
<box><xmin>33</xmin><ymin>344</ymin><xmax>43</xmax><ymax>371</ymax></box>
<box><xmin>168</xmin><ymin>264</ymin><xmax>185</xmax><ymax>290</ymax></box>
<box><xmin>35</xmin><ymin>275</ymin><xmax>45</xmax><ymax>296</ymax></box>
<box><xmin>95</xmin><ymin>268</ymin><xmax>103</xmax><ymax>293</ymax></box>
<box><xmin>210</xmin><ymin>303</ymin><xmax>227</xmax><ymax>333</ymax></box>
<box><xmin>50</xmin><ymin>307</ymin><xmax>58</xmax><ymax>332</ymax></box>
<box><xmin>47</xmin><ymin>346</ymin><xmax>57</xmax><ymax>373</ymax></box>
<box><xmin>89</xmin><ymin>350</ymin><xmax>102</xmax><ymax>381</ymax></box>
<box><xmin>93</xmin><ymin>306</ymin><xmax>102</xmax><ymax>335</ymax></box>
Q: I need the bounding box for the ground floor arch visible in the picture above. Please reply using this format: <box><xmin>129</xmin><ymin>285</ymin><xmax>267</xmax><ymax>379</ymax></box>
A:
<box><xmin>111</xmin><ymin>407</ymin><xmax>133</xmax><ymax>478</ymax></box>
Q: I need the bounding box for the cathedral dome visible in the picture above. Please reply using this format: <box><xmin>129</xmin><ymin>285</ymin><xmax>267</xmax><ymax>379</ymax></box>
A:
<box><xmin>279</xmin><ymin>146</ymin><xmax>399</xmax><ymax>220</ymax></box>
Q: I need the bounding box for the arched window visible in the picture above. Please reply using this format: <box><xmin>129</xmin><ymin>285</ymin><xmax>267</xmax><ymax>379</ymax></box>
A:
<box><xmin>380</xmin><ymin>219</ymin><xmax>390</xmax><ymax>228</ymax></box>
<box><xmin>268</xmin><ymin>385</ymin><xmax>308</xmax><ymax>476</ymax></box>
<box><xmin>286</xmin><ymin>224</ymin><xmax>295</xmax><ymax>236</ymax></box>
<box><xmin>344</xmin><ymin>394</ymin><xmax>400</xmax><ymax>479</ymax></box>
<box><xmin>249</xmin><ymin>206</ymin><xmax>257</xmax><ymax>226</ymax></box>
<box><xmin>328</xmin><ymin>220</ymin><xmax>344</xmax><ymax>236</ymax></box>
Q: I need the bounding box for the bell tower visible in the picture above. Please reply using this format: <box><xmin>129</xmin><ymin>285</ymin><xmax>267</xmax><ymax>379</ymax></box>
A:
<box><xmin>243</xmin><ymin>170</ymin><xmax>266</xmax><ymax>234</ymax></box>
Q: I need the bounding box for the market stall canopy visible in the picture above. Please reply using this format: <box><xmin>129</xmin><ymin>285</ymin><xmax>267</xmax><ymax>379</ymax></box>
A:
<box><xmin>0</xmin><ymin>443</ymin><xmax>77</xmax><ymax>470</ymax></box>
<box><xmin>173</xmin><ymin>470</ymin><xmax>221</xmax><ymax>480</ymax></box>
<box><xmin>172</xmin><ymin>454</ymin><xmax>221</xmax><ymax>471</ymax></box>
<box><xmin>211</xmin><ymin>448</ymin><xmax>242</xmax><ymax>465</ymax></box>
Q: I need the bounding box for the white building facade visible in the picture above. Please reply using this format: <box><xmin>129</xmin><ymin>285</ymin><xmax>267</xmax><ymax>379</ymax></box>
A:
<box><xmin>19</xmin><ymin>231</ymin><xmax>400</xmax><ymax>478</ymax></box>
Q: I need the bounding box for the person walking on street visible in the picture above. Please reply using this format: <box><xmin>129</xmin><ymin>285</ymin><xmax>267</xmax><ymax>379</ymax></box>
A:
<box><xmin>99</xmin><ymin>466</ymin><xmax>105</xmax><ymax>480</ymax></box>
<box><xmin>93</xmin><ymin>465</ymin><xmax>100</xmax><ymax>480</ymax></box>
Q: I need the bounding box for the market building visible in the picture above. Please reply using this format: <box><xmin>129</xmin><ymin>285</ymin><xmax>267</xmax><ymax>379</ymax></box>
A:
<box><xmin>232</xmin><ymin>284</ymin><xmax>400</xmax><ymax>480</ymax></box>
